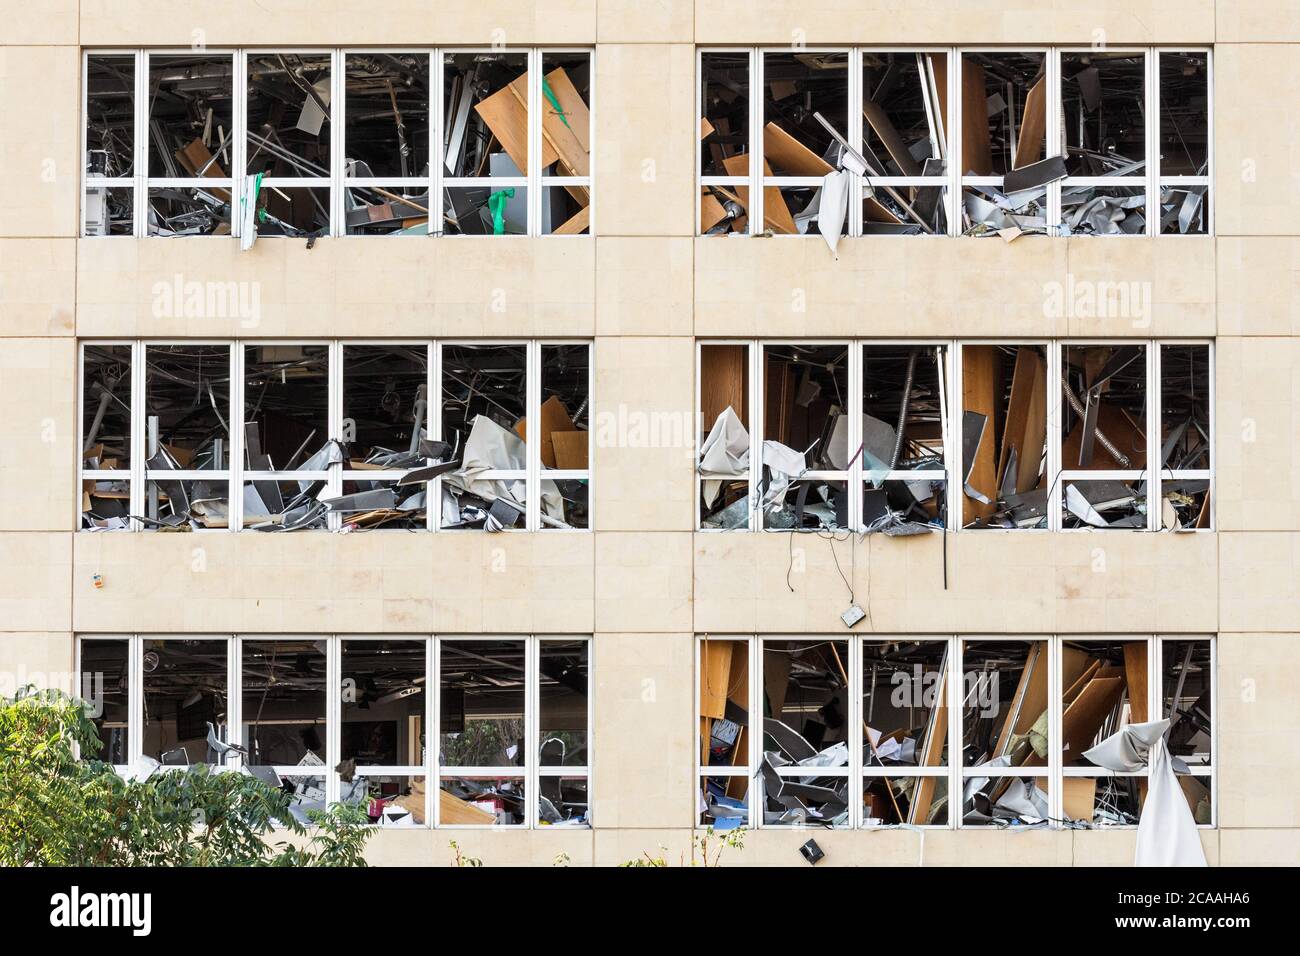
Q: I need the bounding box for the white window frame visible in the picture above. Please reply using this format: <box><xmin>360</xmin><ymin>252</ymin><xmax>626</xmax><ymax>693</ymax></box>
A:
<box><xmin>75</xmin><ymin>634</ymin><xmax>592</xmax><ymax>830</ymax></box>
<box><xmin>695</xmin><ymin>634</ymin><xmax>1216</xmax><ymax>831</ymax></box>
<box><xmin>696</xmin><ymin>46</ymin><xmax>1213</xmax><ymax>238</ymax></box>
<box><xmin>78</xmin><ymin>339</ymin><xmax>594</xmax><ymax>533</ymax></box>
<box><xmin>82</xmin><ymin>47</ymin><xmax>595</xmax><ymax>239</ymax></box>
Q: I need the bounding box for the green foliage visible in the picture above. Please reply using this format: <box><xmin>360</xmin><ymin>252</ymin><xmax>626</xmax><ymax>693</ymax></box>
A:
<box><xmin>448</xmin><ymin>839</ymin><xmax>483</xmax><ymax>867</ymax></box>
<box><xmin>0</xmin><ymin>687</ymin><xmax>373</xmax><ymax>867</ymax></box>
<box><xmin>618</xmin><ymin>827</ymin><xmax>746</xmax><ymax>867</ymax></box>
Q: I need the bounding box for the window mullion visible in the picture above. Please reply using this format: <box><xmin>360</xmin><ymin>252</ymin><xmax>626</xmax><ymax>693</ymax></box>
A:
<box><xmin>229</xmin><ymin>342</ymin><xmax>245</xmax><ymax>532</ymax></box>
<box><xmin>431</xmin><ymin>50</ymin><xmax>442</xmax><ymax>236</ymax></box>
<box><xmin>749</xmin><ymin>343</ymin><xmax>762</xmax><ymax>531</ymax></box>
<box><xmin>130</xmin><ymin>341</ymin><xmax>146</xmax><ymax>528</ymax></box>
<box><xmin>1047</xmin><ymin>341</ymin><xmax>1063</xmax><ymax>531</ymax></box>
<box><xmin>1047</xmin><ymin>48</ymin><xmax>1063</xmax><ymax>235</ymax></box>
<box><xmin>751</xmin><ymin>49</ymin><xmax>763</xmax><ymax>236</ymax></box>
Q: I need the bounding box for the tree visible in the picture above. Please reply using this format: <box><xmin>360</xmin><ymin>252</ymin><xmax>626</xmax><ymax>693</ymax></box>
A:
<box><xmin>0</xmin><ymin>687</ymin><xmax>373</xmax><ymax>867</ymax></box>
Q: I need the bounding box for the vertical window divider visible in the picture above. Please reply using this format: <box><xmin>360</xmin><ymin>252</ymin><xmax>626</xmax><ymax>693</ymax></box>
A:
<box><xmin>129</xmin><ymin>342</ymin><xmax>146</xmax><ymax>528</ymax></box>
<box><xmin>424</xmin><ymin>634</ymin><xmax>435</xmax><ymax>829</ymax></box>
<box><xmin>327</xmin><ymin>340</ymin><xmax>344</xmax><ymax>531</ymax></box>
<box><xmin>133</xmin><ymin>51</ymin><xmax>147</xmax><ymax>236</ymax></box>
<box><xmin>128</xmin><ymin>635</ymin><xmax>144</xmax><ymax>767</ymax></box>
<box><xmin>1048</xmin><ymin>636</ymin><xmax>1063</xmax><ymax>825</ymax></box>
<box><xmin>949</xmin><ymin>49</ymin><xmax>963</xmax><ymax>237</ymax></box>
<box><xmin>230</xmin><ymin>342</ymin><xmax>246</xmax><ymax>532</ymax></box>
<box><xmin>847</xmin><ymin>48</ymin><xmax>863</xmax><ymax>239</ymax></box>
<box><xmin>748</xmin><ymin>344</ymin><xmax>764</xmax><ymax>532</ymax></box>
<box><xmin>750</xmin><ymin>49</ymin><xmax>764</xmax><ymax>237</ymax></box>
<box><xmin>1046</xmin><ymin>341</ymin><xmax>1064</xmax><ymax>531</ymax></box>
<box><xmin>946</xmin><ymin>635</ymin><xmax>959</xmax><ymax>829</ymax></box>
<box><xmin>1046</xmin><ymin>48</ymin><xmax>1063</xmax><ymax>235</ymax></box>
<box><xmin>846</xmin><ymin>340</ymin><xmax>863</xmax><ymax>531</ymax></box>
<box><xmin>429</xmin><ymin>340</ymin><xmax>442</xmax><ymax>531</ymax></box>
<box><xmin>231</xmin><ymin>50</ymin><xmax>247</xmax><ymax>240</ymax></box>
<box><xmin>431</xmin><ymin>635</ymin><xmax>443</xmax><ymax>826</ymax></box>
<box><xmin>847</xmin><ymin>634</ymin><xmax>863</xmax><ymax>828</ymax></box>
<box><xmin>528</xmin><ymin>49</ymin><xmax>542</xmax><ymax>236</ymax></box>
<box><xmin>1148</xmin><ymin>342</ymin><xmax>1162</xmax><ymax>530</ymax></box>
<box><xmin>525</xmin><ymin>636</ymin><xmax>539</xmax><ymax>828</ymax></box>
<box><xmin>525</xmin><ymin>342</ymin><xmax>542</xmax><ymax>531</ymax></box>
<box><xmin>1147</xmin><ymin>51</ymin><xmax>1160</xmax><ymax>238</ymax></box>
<box><xmin>430</xmin><ymin>50</ymin><xmax>443</xmax><ymax>236</ymax></box>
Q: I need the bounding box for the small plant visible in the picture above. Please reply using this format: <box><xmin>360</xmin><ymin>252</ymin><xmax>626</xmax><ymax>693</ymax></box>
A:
<box><xmin>449</xmin><ymin>839</ymin><xmax>483</xmax><ymax>867</ymax></box>
<box><xmin>553</xmin><ymin>851</ymin><xmax>571</xmax><ymax>867</ymax></box>
<box><xmin>692</xmin><ymin>825</ymin><xmax>745</xmax><ymax>867</ymax></box>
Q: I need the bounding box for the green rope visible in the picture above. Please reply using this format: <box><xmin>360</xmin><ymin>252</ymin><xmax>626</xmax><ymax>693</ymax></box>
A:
<box><xmin>487</xmin><ymin>188</ymin><xmax>516</xmax><ymax>235</ymax></box>
<box><xmin>542</xmin><ymin>77</ymin><xmax>572</xmax><ymax>131</ymax></box>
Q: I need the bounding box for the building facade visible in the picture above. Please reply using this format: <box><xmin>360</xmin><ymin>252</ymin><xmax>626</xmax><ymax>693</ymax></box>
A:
<box><xmin>0</xmin><ymin>1</ymin><xmax>1296</xmax><ymax>866</ymax></box>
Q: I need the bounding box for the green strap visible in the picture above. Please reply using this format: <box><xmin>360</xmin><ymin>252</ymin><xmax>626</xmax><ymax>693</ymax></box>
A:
<box><xmin>542</xmin><ymin>77</ymin><xmax>572</xmax><ymax>131</ymax></box>
<box><xmin>487</xmin><ymin>188</ymin><xmax>515</xmax><ymax>235</ymax></box>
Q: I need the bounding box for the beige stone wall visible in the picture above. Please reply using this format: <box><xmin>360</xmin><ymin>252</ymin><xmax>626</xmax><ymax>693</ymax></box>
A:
<box><xmin>1</xmin><ymin>1</ymin><xmax>1297</xmax><ymax>866</ymax></box>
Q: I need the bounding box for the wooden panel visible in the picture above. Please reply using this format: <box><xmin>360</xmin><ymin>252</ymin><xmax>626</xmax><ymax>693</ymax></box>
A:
<box><xmin>699</xmin><ymin>640</ymin><xmax>734</xmax><ymax>719</ymax></box>
<box><xmin>996</xmin><ymin>347</ymin><xmax>1047</xmax><ymax>495</ymax></box>
<box><xmin>1013</xmin><ymin>77</ymin><xmax>1047</xmax><ymax>170</ymax></box>
<box><xmin>1062</xmin><ymin>676</ymin><xmax>1125</xmax><ymax>762</ymax></box>
<box><xmin>863</xmin><ymin>101</ymin><xmax>922</xmax><ymax>176</ymax></box>
<box><xmin>764</xmin><ymin>122</ymin><xmax>834</xmax><ymax>177</ymax></box>
<box><xmin>700</xmin><ymin>344</ymin><xmax>749</xmax><ymax>430</ymax></box>
<box><xmin>1124</xmin><ymin>642</ymin><xmax>1149</xmax><ymax>724</ymax></box>
<box><xmin>994</xmin><ymin>641</ymin><xmax>1047</xmax><ymax>760</ymax></box>
<box><xmin>438</xmin><ymin>787</ymin><xmax>497</xmax><ymax>825</ymax></box>
<box><xmin>721</xmin><ymin>154</ymin><xmax>798</xmax><ymax>235</ymax></box>
<box><xmin>962</xmin><ymin>345</ymin><xmax>999</xmax><ymax>522</ymax></box>
<box><xmin>1063</xmin><ymin>776</ymin><xmax>1097</xmax><ymax>822</ymax></box>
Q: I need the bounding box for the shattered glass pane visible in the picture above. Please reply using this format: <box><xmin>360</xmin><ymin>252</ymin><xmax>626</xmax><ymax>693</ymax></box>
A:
<box><xmin>143</xmin><ymin>479</ymin><xmax>229</xmax><ymax>530</ymax></box>
<box><xmin>961</xmin><ymin>777</ymin><xmax>1050</xmax><ymax>826</ymax></box>
<box><xmin>1162</xmin><ymin>640</ymin><xmax>1212</xmax><ymax>767</ymax></box>
<box><xmin>864</xmin><ymin>776</ymin><xmax>949</xmax><ymax>827</ymax></box>
<box><xmin>144</xmin><ymin>344</ymin><xmax>231</xmax><ymax>468</ymax></box>
<box><xmin>1060</xmin><ymin>640</ymin><xmax>1149</xmax><ymax>767</ymax></box>
<box><xmin>442</xmin><ymin>184</ymin><xmax>527</xmax><ymax>236</ymax></box>
<box><xmin>862</xmin><ymin>640</ymin><xmax>949</xmax><ymax>768</ymax></box>
<box><xmin>700</xmin><ymin>775</ymin><xmax>749</xmax><ymax>829</ymax></box>
<box><xmin>86</xmin><ymin>54</ymin><xmax>136</xmax><ymax>177</ymax></box>
<box><xmin>241</xmin><ymin>480</ymin><xmax>329</xmax><ymax>531</ymax></box>
<box><xmin>863</xmin><ymin>52</ymin><xmax>945</xmax><ymax>171</ymax></box>
<box><xmin>142</xmin><ymin>638</ymin><xmax>229</xmax><ymax>765</ymax></box>
<box><xmin>442</xmin><ymin>51</ymin><xmax>529</xmax><ymax>176</ymax></box>
<box><xmin>542</xmin><ymin>186</ymin><xmax>590</xmax><ymax>235</ymax></box>
<box><xmin>1159</xmin><ymin>184</ymin><xmax>1208</xmax><ymax>235</ymax></box>
<box><xmin>539</xmin><ymin>640</ymin><xmax>588</xmax><ymax>766</ymax></box>
<box><xmin>540</xmin><ymin>343</ymin><xmax>589</xmax><ymax>469</ymax></box>
<box><xmin>147</xmin><ymin>186</ymin><xmax>233</xmax><ymax>236</ymax></box>
<box><xmin>699</xmin><ymin>344</ymin><xmax>751</xmax><ymax>527</ymax></box>
<box><xmin>862</xmin><ymin>480</ymin><xmax>945</xmax><ymax>533</ymax></box>
<box><xmin>241</xmin><ymin>639</ymin><xmax>326</xmax><ymax>766</ymax></box>
<box><xmin>542</xmin><ymin>479</ymin><xmax>588</xmax><ymax>530</ymax></box>
<box><xmin>961</xmin><ymin>344</ymin><xmax>1049</xmax><ymax>529</ymax></box>
<box><xmin>249</xmin><ymin>186</ymin><xmax>330</xmax><ymax>238</ymax></box>
<box><xmin>246</xmin><ymin>53</ymin><xmax>333</xmax><ymax>178</ymax></box>
<box><xmin>1063</xmin><ymin>775</ymin><xmax>1143</xmax><ymax>826</ymax></box>
<box><xmin>279</xmin><ymin>776</ymin><xmax>328</xmax><ymax>824</ymax></box>
<box><xmin>84</xmin><ymin>186</ymin><xmax>134</xmax><ymax>236</ymax></box>
<box><xmin>961</xmin><ymin>52</ymin><xmax>1047</xmax><ymax>176</ymax></box>
<box><xmin>764</xmin><ymin>479</ymin><xmax>846</xmax><ymax>530</ymax></box>
<box><xmin>700</xmin><ymin>52</ymin><xmax>750</xmax><ymax>177</ymax></box>
<box><xmin>342</xmin><ymin>775</ymin><xmax>426</xmax><ymax>826</ymax></box>
<box><xmin>340</xmin><ymin>639</ymin><xmax>425</xmax><ymax>764</ymax></box>
<box><xmin>342</xmin><ymin>344</ymin><xmax>429</xmax><ymax>465</ymax></box>
<box><xmin>344</xmin><ymin>185</ymin><xmax>430</xmax><ymax>235</ymax></box>
<box><xmin>962</xmin><ymin>183</ymin><xmax>1046</xmax><ymax>237</ymax></box>
<box><xmin>762</xmin><ymin>344</ymin><xmax>848</xmax><ymax>470</ymax></box>
<box><xmin>1063</xmin><ymin>479</ymin><xmax>1147</xmax><ymax>530</ymax></box>
<box><xmin>80</xmin><ymin>638</ymin><xmax>130</xmax><ymax>764</ymax></box>
<box><xmin>763</xmin><ymin>51</ymin><xmax>847</xmax><ymax>174</ymax></box>
<box><xmin>961</xmin><ymin>640</ymin><xmax>1050</xmax><ymax>771</ymax></box>
<box><xmin>333</xmin><ymin>478</ymin><xmax>428</xmax><ymax>531</ymax></box>
<box><xmin>146</xmin><ymin>54</ymin><xmax>235</xmax><ymax>180</ymax></box>
<box><xmin>244</xmin><ymin>344</ymin><xmax>329</xmax><ymax>473</ymax></box>
<box><xmin>1060</xmin><ymin>184</ymin><xmax>1147</xmax><ymax>236</ymax></box>
<box><xmin>83</xmin><ymin>477</ymin><xmax>131</xmax><ymax>530</ymax></box>
<box><xmin>83</xmin><ymin>344</ymin><xmax>133</xmax><ymax>470</ymax></box>
<box><xmin>538</xmin><ymin>776</ymin><xmax>589</xmax><ymax>826</ymax></box>
<box><xmin>1160</xmin><ymin>52</ymin><xmax>1210</xmax><ymax>174</ymax></box>
<box><xmin>862</xmin><ymin>344</ymin><xmax>947</xmax><ymax>471</ymax></box>
<box><xmin>439</xmin><ymin>777</ymin><xmax>526</xmax><ymax>826</ymax></box>
<box><xmin>343</xmin><ymin>52</ymin><xmax>430</xmax><ymax>179</ymax></box>
<box><xmin>1062</xmin><ymin>52</ymin><xmax>1146</xmax><ymax>177</ymax></box>
<box><xmin>439</xmin><ymin>639</ymin><xmax>526</xmax><ymax>768</ymax></box>
<box><xmin>866</xmin><ymin>184</ymin><xmax>948</xmax><ymax>235</ymax></box>
<box><xmin>1061</xmin><ymin>344</ymin><xmax>1148</xmax><ymax>471</ymax></box>
<box><xmin>541</xmin><ymin>51</ymin><xmax>592</xmax><ymax>180</ymax></box>
<box><xmin>760</xmin><ymin>640</ymin><xmax>851</xmax><ymax>826</ymax></box>
<box><xmin>701</xmin><ymin>185</ymin><xmax>746</xmax><ymax>235</ymax></box>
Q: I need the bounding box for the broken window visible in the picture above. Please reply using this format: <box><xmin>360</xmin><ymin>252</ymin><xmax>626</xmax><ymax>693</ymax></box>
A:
<box><xmin>85</xmin><ymin>53</ymin><xmax>137</xmax><ymax>235</ymax></box>
<box><xmin>760</xmin><ymin>344</ymin><xmax>849</xmax><ymax>530</ymax></box>
<box><xmin>440</xmin><ymin>341</ymin><xmax>590</xmax><ymax>531</ymax></box>
<box><xmin>698</xmin><ymin>637</ymin><xmax>751</xmax><ymax>829</ymax></box>
<box><xmin>1059</xmin><ymin>343</ymin><xmax>1150</xmax><ymax>530</ymax></box>
<box><xmin>441</xmin><ymin>50</ymin><xmax>592</xmax><ymax>236</ymax></box>
<box><xmin>1157</xmin><ymin>344</ymin><xmax>1212</xmax><ymax>530</ymax></box>
<box><xmin>341</xmin><ymin>638</ymin><xmax>427</xmax><ymax>826</ymax></box>
<box><xmin>145</xmin><ymin>53</ymin><xmax>236</xmax><ymax>236</ymax></box>
<box><xmin>861</xmin><ymin>344</ymin><xmax>949</xmax><ymax>533</ymax></box>
<box><xmin>1158</xmin><ymin>52</ymin><xmax>1210</xmax><ymax>234</ymax></box>
<box><xmin>344</xmin><ymin>51</ymin><xmax>431</xmax><ymax>235</ymax></box>
<box><xmin>861</xmin><ymin>51</ymin><xmax>949</xmax><ymax>235</ymax></box>
<box><xmin>142</xmin><ymin>638</ymin><xmax>230</xmax><ymax>767</ymax></box>
<box><xmin>1059</xmin><ymin>51</ymin><xmax>1148</xmax><ymax>235</ymax></box>
<box><xmin>862</xmin><ymin>640</ymin><xmax>950</xmax><ymax>826</ymax></box>
<box><xmin>334</xmin><ymin>344</ymin><xmax>433</xmax><ymax>530</ymax></box>
<box><xmin>79</xmin><ymin>638</ymin><xmax>131</xmax><ymax>766</ymax></box>
<box><xmin>960</xmin><ymin>344</ymin><xmax>1049</xmax><ymax>529</ymax></box>
<box><xmin>142</xmin><ymin>344</ymin><xmax>233</xmax><ymax>530</ymax></box>
<box><xmin>245</xmin><ymin>52</ymin><xmax>333</xmax><ymax>238</ymax></box>
<box><xmin>243</xmin><ymin>343</ymin><xmax>332</xmax><ymax>530</ymax></box>
<box><xmin>81</xmin><ymin>344</ymin><xmax>134</xmax><ymax>530</ymax></box>
<box><xmin>760</xmin><ymin>639</ymin><xmax>851</xmax><ymax>826</ymax></box>
<box><xmin>241</xmin><ymin>638</ymin><xmax>328</xmax><ymax>819</ymax></box>
<box><xmin>440</xmin><ymin>637</ymin><xmax>590</xmax><ymax>826</ymax></box>
<box><xmin>699</xmin><ymin>51</ymin><xmax>752</xmax><ymax>235</ymax></box>
<box><xmin>960</xmin><ymin>639</ymin><xmax>1051</xmax><ymax>826</ymax></box>
<box><xmin>698</xmin><ymin>343</ymin><xmax>753</xmax><ymax>530</ymax></box>
<box><xmin>960</xmin><ymin>51</ymin><xmax>1050</xmax><ymax>237</ymax></box>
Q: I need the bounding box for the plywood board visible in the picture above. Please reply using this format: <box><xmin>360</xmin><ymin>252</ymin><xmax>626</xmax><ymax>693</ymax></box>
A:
<box><xmin>961</xmin><ymin>345</ymin><xmax>999</xmax><ymax>522</ymax></box>
<box><xmin>1013</xmin><ymin>77</ymin><xmax>1047</xmax><ymax>170</ymax></box>
<box><xmin>996</xmin><ymin>347</ymin><xmax>1047</xmax><ymax>496</ymax></box>
<box><xmin>700</xmin><ymin>344</ymin><xmax>749</xmax><ymax>430</ymax></box>
<box><xmin>863</xmin><ymin>101</ymin><xmax>922</xmax><ymax>176</ymax></box>
<box><xmin>552</xmin><ymin>430</ymin><xmax>588</xmax><ymax>470</ymax></box>
<box><xmin>1124</xmin><ymin>642</ymin><xmax>1149</xmax><ymax>724</ymax></box>
<box><xmin>721</xmin><ymin>154</ymin><xmax>798</xmax><ymax>234</ymax></box>
<box><xmin>764</xmin><ymin>122</ymin><xmax>834</xmax><ymax>177</ymax></box>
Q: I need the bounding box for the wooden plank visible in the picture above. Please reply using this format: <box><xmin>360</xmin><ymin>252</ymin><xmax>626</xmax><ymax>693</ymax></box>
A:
<box><xmin>552</xmin><ymin>203</ymin><xmax>590</xmax><ymax>236</ymax></box>
<box><xmin>1063</xmin><ymin>776</ymin><xmax>1097</xmax><ymax>822</ymax></box>
<box><xmin>174</xmin><ymin>138</ymin><xmax>231</xmax><ymax>202</ymax></box>
<box><xmin>473</xmin><ymin>75</ymin><xmax>555</xmax><ymax>175</ymax></box>
<box><xmin>994</xmin><ymin>641</ymin><xmax>1047</xmax><ymax>760</ymax></box>
<box><xmin>863</xmin><ymin>101</ymin><xmax>922</xmax><ymax>176</ymax></box>
<box><xmin>1062</xmin><ymin>404</ymin><xmax>1148</xmax><ymax>470</ymax></box>
<box><xmin>438</xmin><ymin>787</ymin><xmax>496</xmax><ymax>825</ymax></box>
<box><xmin>514</xmin><ymin>395</ymin><xmax>575</xmax><ymax>468</ymax></box>
<box><xmin>699</xmin><ymin>640</ymin><xmax>734</xmax><ymax>719</ymax></box>
<box><xmin>1013</xmin><ymin>76</ymin><xmax>1047</xmax><ymax>170</ymax></box>
<box><xmin>961</xmin><ymin>345</ymin><xmax>999</xmax><ymax>522</ymax></box>
<box><xmin>1062</xmin><ymin>676</ymin><xmax>1125</xmax><ymax>762</ymax></box>
<box><xmin>721</xmin><ymin>153</ymin><xmax>798</xmax><ymax>234</ymax></box>
<box><xmin>908</xmin><ymin>663</ymin><xmax>949</xmax><ymax>824</ymax></box>
<box><xmin>996</xmin><ymin>347</ymin><xmax>1047</xmax><ymax>496</ymax></box>
<box><xmin>763</xmin><ymin>122</ymin><xmax>834</xmax><ymax>177</ymax></box>
<box><xmin>552</xmin><ymin>430</ymin><xmax>588</xmax><ymax>469</ymax></box>
<box><xmin>700</xmin><ymin>191</ymin><xmax>729</xmax><ymax>232</ymax></box>
<box><xmin>1124</xmin><ymin>642</ymin><xmax>1149</xmax><ymax>724</ymax></box>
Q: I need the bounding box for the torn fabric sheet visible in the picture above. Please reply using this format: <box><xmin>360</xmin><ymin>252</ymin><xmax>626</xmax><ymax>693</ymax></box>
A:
<box><xmin>1084</xmin><ymin>719</ymin><xmax>1207</xmax><ymax>867</ymax></box>
<box><xmin>818</xmin><ymin>169</ymin><xmax>850</xmax><ymax>258</ymax></box>
<box><xmin>445</xmin><ymin>415</ymin><xmax>562</xmax><ymax>523</ymax></box>
<box><xmin>697</xmin><ymin>407</ymin><xmax>750</xmax><ymax>506</ymax></box>
<box><xmin>761</xmin><ymin>440</ymin><xmax>807</xmax><ymax>510</ymax></box>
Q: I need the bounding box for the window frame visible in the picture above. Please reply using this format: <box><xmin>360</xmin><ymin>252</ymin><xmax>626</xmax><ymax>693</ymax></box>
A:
<box><xmin>696</xmin><ymin>46</ymin><xmax>1213</xmax><ymax>238</ymax></box>
<box><xmin>75</xmin><ymin>634</ymin><xmax>592</xmax><ymax>830</ymax></box>
<box><xmin>81</xmin><ymin>47</ymin><xmax>595</xmax><ymax>239</ymax></box>
<box><xmin>696</xmin><ymin>634</ymin><xmax>1215</xmax><ymax>831</ymax></box>
<box><xmin>78</xmin><ymin>339</ymin><xmax>594</xmax><ymax>533</ymax></box>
